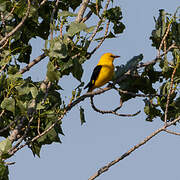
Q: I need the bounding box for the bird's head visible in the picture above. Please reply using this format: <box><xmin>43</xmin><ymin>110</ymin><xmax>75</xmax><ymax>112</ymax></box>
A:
<box><xmin>101</xmin><ymin>53</ymin><xmax>120</xmax><ymax>62</ymax></box>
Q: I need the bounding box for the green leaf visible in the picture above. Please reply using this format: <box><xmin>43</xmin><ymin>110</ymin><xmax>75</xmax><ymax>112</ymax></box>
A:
<box><xmin>30</xmin><ymin>87</ymin><xmax>38</xmax><ymax>99</ymax></box>
<box><xmin>7</xmin><ymin>65</ymin><xmax>20</xmax><ymax>75</ymax></box>
<box><xmin>114</xmin><ymin>54</ymin><xmax>143</xmax><ymax>80</ymax></box>
<box><xmin>0</xmin><ymin>1</ymin><xmax>7</xmax><ymax>12</ymax></box>
<box><xmin>0</xmin><ymin>138</ymin><xmax>12</xmax><ymax>159</ymax></box>
<box><xmin>0</xmin><ymin>163</ymin><xmax>9</xmax><ymax>180</ymax></box>
<box><xmin>58</xmin><ymin>11</ymin><xmax>77</xmax><ymax>18</ymax></box>
<box><xmin>36</xmin><ymin>103</ymin><xmax>45</xmax><ymax>110</ymax></box>
<box><xmin>46</xmin><ymin>62</ymin><xmax>60</xmax><ymax>82</ymax></box>
<box><xmin>85</xmin><ymin>26</ymin><xmax>96</xmax><ymax>33</ymax></box>
<box><xmin>16</xmin><ymin>86</ymin><xmax>30</xmax><ymax>96</ymax></box>
<box><xmin>71</xmin><ymin>59</ymin><xmax>83</xmax><ymax>81</ymax></box>
<box><xmin>37</xmin><ymin>121</ymin><xmax>61</xmax><ymax>145</ymax></box>
<box><xmin>67</xmin><ymin>22</ymin><xmax>87</xmax><ymax>36</ymax></box>
<box><xmin>30</xmin><ymin>142</ymin><xmax>42</xmax><ymax>157</ymax></box>
<box><xmin>17</xmin><ymin>45</ymin><xmax>32</xmax><ymax>64</ymax></box>
<box><xmin>80</xmin><ymin>106</ymin><xmax>86</xmax><ymax>125</ymax></box>
<box><xmin>113</xmin><ymin>22</ymin><xmax>125</xmax><ymax>34</ymax></box>
<box><xmin>16</xmin><ymin>100</ymin><xmax>27</xmax><ymax>114</ymax></box>
<box><xmin>49</xmin><ymin>38</ymin><xmax>68</xmax><ymax>59</ymax></box>
<box><xmin>1</xmin><ymin>98</ymin><xmax>15</xmax><ymax>114</ymax></box>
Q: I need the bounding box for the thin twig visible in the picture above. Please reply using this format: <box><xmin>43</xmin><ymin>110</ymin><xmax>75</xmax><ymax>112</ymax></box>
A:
<box><xmin>89</xmin><ymin>20</ymin><xmax>102</xmax><ymax>42</ymax></box>
<box><xmin>0</xmin><ymin>118</ymin><xmax>18</xmax><ymax>133</ymax></box>
<box><xmin>59</xmin><ymin>20</ymin><xmax>63</xmax><ymax>39</ymax></box>
<box><xmin>0</xmin><ymin>110</ymin><xmax>5</xmax><ymax>118</ymax></box>
<box><xmin>4</xmin><ymin>161</ymin><xmax>16</xmax><ymax>165</ymax></box>
<box><xmin>90</xmin><ymin>95</ymin><xmax>122</xmax><ymax>113</ymax></box>
<box><xmin>88</xmin><ymin>115</ymin><xmax>180</xmax><ymax>180</ymax></box>
<box><xmin>96</xmin><ymin>0</ymin><xmax>100</xmax><ymax>18</ymax></box>
<box><xmin>50</xmin><ymin>0</ymin><xmax>60</xmax><ymax>40</ymax></box>
<box><xmin>164</xmin><ymin>65</ymin><xmax>177</xmax><ymax>125</ymax></box>
<box><xmin>137</xmin><ymin>43</ymin><xmax>176</xmax><ymax>68</ymax></box>
<box><xmin>18</xmin><ymin>53</ymin><xmax>46</xmax><ymax>74</ymax></box>
<box><xmin>37</xmin><ymin>118</ymin><xmax>41</xmax><ymax>135</ymax></box>
<box><xmin>89</xmin><ymin>0</ymin><xmax>111</xmax><ymax>42</ymax></box>
<box><xmin>90</xmin><ymin>21</ymin><xmax>110</xmax><ymax>55</ymax></box>
<box><xmin>9</xmin><ymin>113</ymin><xmax>65</xmax><ymax>156</ymax></box>
<box><xmin>4</xmin><ymin>5</ymin><xmax>16</xmax><ymax>21</ymax></box>
<box><xmin>164</xmin><ymin>129</ymin><xmax>180</xmax><ymax>136</ymax></box>
<box><xmin>0</xmin><ymin>0</ymin><xmax>31</xmax><ymax>46</ymax></box>
<box><xmin>157</xmin><ymin>21</ymin><xmax>172</xmax><ymax>57</ymax></box>
<box><xmin>0</xmin><ymin>39</ymin><xmax>9</xmax><ymax>50</ymax></box>
<box><xmin>90</xmin><ymin>96</ymin><xmax>140</xmax><ymax>117</ymax></box>
<box><xmin>115</xmin><ymin>87</ymin><xmax>160</xmax><ymax>98</ymax></box>
<box><xmin>9</xmin><ymin>117</ymin><xmax>34</xmax><ymax>154</ymax></box>
<box><xmin>40</xmin><ymin>0</ymin><xmax>47</xmax><ymax>6</ymax></box>
<box><xmin>0</xmin><ymin>65</ymin><xmax>7</xmax><ymax>74</ymax></box>
<box><xmin>81</xmin><ymin>11</ymin><xmax>93</xmax><ymax>23</ymax></box>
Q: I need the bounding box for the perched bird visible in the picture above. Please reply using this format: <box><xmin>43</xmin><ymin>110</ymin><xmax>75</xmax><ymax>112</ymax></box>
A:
<box><xmin>84</xmin><ymin>53</ymin><xmax>120</xmax><ymax>92</ymax></box>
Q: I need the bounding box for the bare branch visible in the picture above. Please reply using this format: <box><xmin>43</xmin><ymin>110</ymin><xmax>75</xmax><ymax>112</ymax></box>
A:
<box><xmin>0</xmin><ymin>65</ymin><xmax>7</xmax><ymax>74</ymax></box>
<box><xmin>40</xmin><ymin>0</ymin><xmax>47</xmax><ymax>6</ymax></box>
<box><xmin>157</xmin><ymin>21</ymin><xmax>172</xmax><ymax>57</ymax></box>
<box><xmin>164</xmin><ymin>65</ymin><xmax>177</xmax><ymax>125</ymax></box>
<box><xmin>114</xmin><ymin>86</ymin><xmax>160</xmax><ymax>98</ymax></box>
<box><xmin>50</xmin><ymin>0</ymin><xmax>60</xmax><ymax>40</ymax></box>
<box><xmin>81</xmin><ymin>11</ymin><xmax>93</xmax><ymax>23</ymax></box>
<box><xmin>0</xmin><ymin>0</ymin><xmax>31</xmax><ymax>46</ymax></box>
<box><xmin>76</xmin><ymin>0</ymin><xmax>90</xmax><ymax>23</ymax></box>
<box><xmin>9</xmin><ymin>113</ymin><xmax>65</xmax><ymax>156</ymax></box>
<box><xmin>90</xmin><ymin>96</ymin><xmax>140</xmax><ymax>117</ymax></box>
<box><xmin>90</xmin><ymin>21</ymin><xmax>110</xmax><ymax>55</ymax></box>
<box><xmin>0</xmin><ymin>118</ymin><xmax>18</xmax><ymax>133</ymax></box>
<box><xmin>137</xmin><ymin>43</ymin><xmax>176</xmax><ymax>68</ymax></box>
<box><xmin>4</xmin><ymin>5</ymin><xmax>16</xmax><ymax>21</ymax></box>
<box><xmin>4</xmin><ymin>161</ymin><xmax>16</xmax><ymax>166</ymax></box>
<box><xmin>164</xmin><ymin>129</ymin><xmax>180</xmax><ymax>136</ymax></box>
<box><xmin>9</xmin><ymin>117</ymin><xmax>34</xmax><ymax>155</ymax></box>
<box><xmin>88</xmin><ymin>115</ymin><xmax>180</xmax><ymax>180</ymax></box>
<box><xmin>89</xmin><ymin>0</ymin><xmax>111</xmax><ymax>42</ymax></box>
<box><xmin>8</xmin><ymin>99</ymin><xmax>36</xmax><ymax>144</ymax></box>
<box><xmin>19</xmin><ymin>53</ymin><xmax>46</xmax><ymax>74</ymax></box>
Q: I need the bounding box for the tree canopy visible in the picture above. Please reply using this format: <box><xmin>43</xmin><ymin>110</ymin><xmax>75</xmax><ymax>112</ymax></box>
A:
<box><xmin>0</xmin><ymin>0</ymin><xmax>179</xmax><ymax>179</ymax></box>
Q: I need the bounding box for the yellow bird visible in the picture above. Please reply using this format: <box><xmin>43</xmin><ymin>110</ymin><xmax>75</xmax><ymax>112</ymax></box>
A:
<box><xmin>84</xmin><ymin>53</ymin><xmax>120</xmax><ymax>92</ymax></box>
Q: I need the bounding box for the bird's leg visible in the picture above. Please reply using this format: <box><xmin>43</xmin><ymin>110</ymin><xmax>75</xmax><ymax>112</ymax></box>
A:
<box><xmin>107</xmin><ymin>82</ymin><xmax>113</xmax><ymax>88</ymax></box>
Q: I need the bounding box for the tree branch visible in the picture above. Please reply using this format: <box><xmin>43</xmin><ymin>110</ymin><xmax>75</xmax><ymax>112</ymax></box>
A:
<box><xmin>50</xmin><ymin>0</ymin><xmax>60</xmax><ymax>40</ymax></box>
<box><xmin>164</xmin><ymin>129</ymin><xmax>180</xmax><ymax>136</ymax></box>
<box><xmin>76</xmin><ymin>0</ymin><xmax>90</xmax><ymax>23</ymax></box>
<box><xmin>164</xmin><ymin>64</ymin><xmax>177</xmax><ymax>125</ymax></box>
<box><xmin>90</xmin><ymin>96</ymin><xmax>140</xmax><ymax>117</ymax></box>
<box><xmin>19</xmin><ymin>53</ymin><xmax>46</xmax><ymax>74</ymax></box>
<box><xmin>90</xmin><ymin>21</ymin><xmax>110</xmax><ymax>55</ymax></box>
<box><xmin>0</xmin><ymin>0</ymin><xmax>31</xmax><ymax>46</ymax></box>
<box><xmin>158</xmin><ymin>21</ymin><xmax>172</xmax><ymax>57</ymax></box>
<box><xmin>88</xmin><ymin>115</ymin><xmax>180</xmax><ymax>180</ymax></box>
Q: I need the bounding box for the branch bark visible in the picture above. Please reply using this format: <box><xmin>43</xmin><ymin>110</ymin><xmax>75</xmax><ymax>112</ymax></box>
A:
<box><xmin>0</xmin><ymin>0</ymin><xmax>31</xmax><ymax>46</ymax></box>
<box><xmin>88</xmin><ymin>115</ymin><xmax>180</xmax><ymax>180</ymax></box>
<box><xmin>19</xmin><ymin>53</ymin><xmax>46</xmax><ymax>74</ymax></box>
<box><xmin>76</xmin><ymin>0</ymin><xmax>90</xmax><ymax>23</ymax></box>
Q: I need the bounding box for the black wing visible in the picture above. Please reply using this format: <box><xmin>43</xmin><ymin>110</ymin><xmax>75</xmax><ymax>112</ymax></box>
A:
<box><xmin>84</xmin><ymin>65</ymin><xmax>102</xmax><ymax>91</ymax></box>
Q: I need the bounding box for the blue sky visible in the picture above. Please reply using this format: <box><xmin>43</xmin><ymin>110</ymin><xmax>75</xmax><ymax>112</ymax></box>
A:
<box><xmin>9</xmin><ymin>0</ymin><xmax>180</xmax><ymax>180</ymax></box>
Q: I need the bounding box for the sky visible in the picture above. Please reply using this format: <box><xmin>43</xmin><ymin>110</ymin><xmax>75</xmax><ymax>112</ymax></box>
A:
<box><xmin>8</xmin><ymin>0</ymin><xmax>180</xmax><ymax>180</ymax></box>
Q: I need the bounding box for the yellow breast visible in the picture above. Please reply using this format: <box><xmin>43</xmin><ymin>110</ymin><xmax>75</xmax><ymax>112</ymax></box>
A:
<box><xmin>94</xmin><ymin>64</ymin><xmax>114</xmax><ymax>88</ymax></box>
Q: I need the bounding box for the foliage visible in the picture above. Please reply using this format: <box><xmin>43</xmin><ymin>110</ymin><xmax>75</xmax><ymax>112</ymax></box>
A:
<box><xmin>0</xmin><ymin>0</ymin><xmax>179</xmax><ymax>179</ymax></box>
<box><xmin>0</xmin><ymin>1</ymin><xmax>125</xmax><ymax>177</ymax></box>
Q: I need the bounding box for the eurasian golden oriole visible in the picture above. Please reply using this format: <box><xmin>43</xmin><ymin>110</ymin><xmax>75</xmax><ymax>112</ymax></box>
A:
<box><xmin>84</xmin><ymin>53</ymin><xmax>120</xmax><ymax>92</ymax></box>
